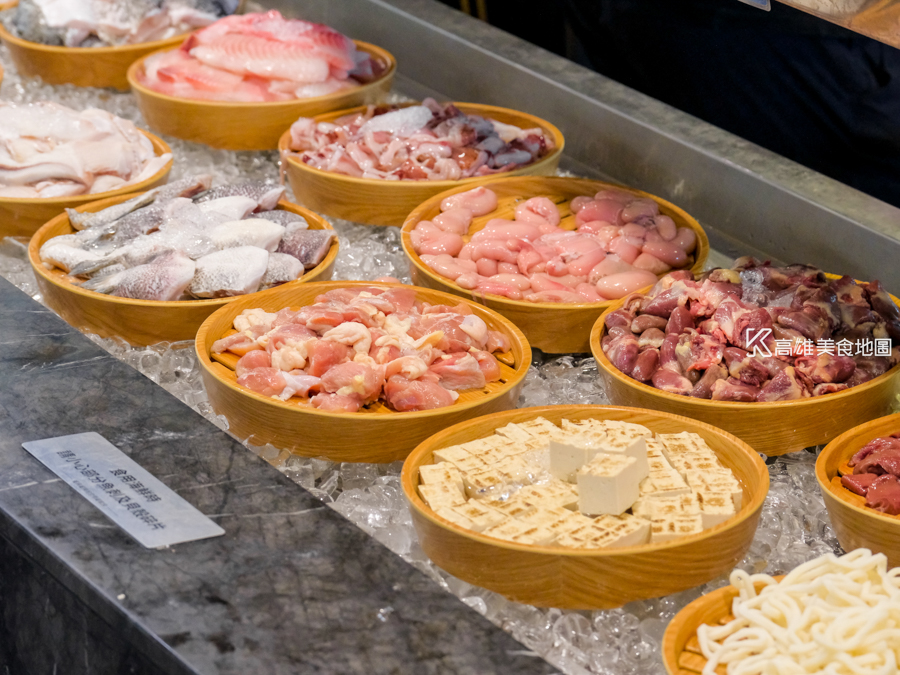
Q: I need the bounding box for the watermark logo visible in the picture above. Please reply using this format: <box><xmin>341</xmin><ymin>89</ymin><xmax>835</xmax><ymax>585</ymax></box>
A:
<box><xmin>745</xmin><ymin>328</ymin><xmax>891</xmax><ymax>359</ymax></box>
<box><xmin>744</xmin><ymin>327</ymin><xmax>772</xmax><ymax>357</ymax></box>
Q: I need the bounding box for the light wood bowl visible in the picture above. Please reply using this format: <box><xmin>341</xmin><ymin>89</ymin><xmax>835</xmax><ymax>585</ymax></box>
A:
<box><xmin>661</xmin><ymin>578</ymin><xmax>779</xmax><ymax>675</ymax></box>
<box><xmin>590</xmin><ymin>279</ymin><xmax>900</xmax><ymax>457</ymax></box>
<box><xmin>0</xmin><ymin>130</ymin><xmax>172</xmax><ymax>238</ymax></box>
<box><xmin>127</xmin><ymin>41</ymin><xmax>396</xmax><ymax>151</ymax></box>
<box><xmin>278</xmin><ymin>103</ymin><xmax>565</xmax><ymax>227</ymax></box>
<box><xmin>402</xmin><ymin>405</ymin><xmax>768</xmax><ymax>609</ymax></box>
<box><xmin>401</xmin><ymin>176</ymin><xmax>708</xmax><ymax>354</ymax></box>
<box><xmin>195</xmin><ymin>281</ymin><xmax>532</xmax><ymax>462</ymax></box>
<box><xmin>0</xmin><ymin>3</ymin><xmax>186</xmax><ymax>90</ymax></box>
<box><xmin>817</xmin><ymin>413</ymin><xmax>900</xmax><ymax>567</ymax></box>
<box><xmin>29</xmin><ymin>194</ymin><xmax>338</xmax><ymax>346</ymax></box>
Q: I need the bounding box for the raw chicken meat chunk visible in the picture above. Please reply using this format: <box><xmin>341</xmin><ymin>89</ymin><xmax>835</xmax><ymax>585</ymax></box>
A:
<box><xmin>214</xmin><ymin>286</ymin><xmax>508</xmax><ymax>413</ymax></box>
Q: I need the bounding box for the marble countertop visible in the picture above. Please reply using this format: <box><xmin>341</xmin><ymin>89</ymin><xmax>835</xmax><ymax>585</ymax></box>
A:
<box><xmin>0</xmin><ymin>276</ymin><xmax>557</xmax><ymax>675</ymax></box>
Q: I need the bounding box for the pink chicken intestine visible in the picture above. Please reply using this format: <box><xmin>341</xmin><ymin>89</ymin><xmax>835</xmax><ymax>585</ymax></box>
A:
<box><xmin>287</xmin><ymin>100</ymin><xmax>554</xmax><ymax>181</ymax></box>
<box><xmin>213</xmin><ymin>287</ymin><xmax>508</xmax><ymax>412</ymax></box>
<box><xmin>412</xmin><ymin>186</ymin><xmax>698</xmax><ymax>304</ymax></box>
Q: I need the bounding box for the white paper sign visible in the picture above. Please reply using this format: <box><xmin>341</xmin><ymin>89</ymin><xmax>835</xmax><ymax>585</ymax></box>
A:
<box><xmin>22</xmin><ymin>432</ymin><xmax>225</xmax><ymax>549</ymax></box>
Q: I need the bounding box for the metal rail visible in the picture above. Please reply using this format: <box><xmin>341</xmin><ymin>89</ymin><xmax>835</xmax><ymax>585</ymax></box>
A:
<box><xmin>272</xmin><ymin>0</ymin><xmax>900</xmax><ymax>289</ymax></box>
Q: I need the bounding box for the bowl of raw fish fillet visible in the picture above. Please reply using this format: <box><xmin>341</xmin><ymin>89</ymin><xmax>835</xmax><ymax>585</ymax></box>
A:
<box><xmin>0</xmin><ymin>102</ymin><xmax>173</xmax><ymax>238</ymax></box>
<box><xmin>195</xmin><ymin>281</ymin><xmax>531</xmax><ymax>462</ymax></box>
<box><xmin>126</xmin><ymin>10</ymin><xmax>397</xmax><ymax>150</ymax></box>
<box><xmin>401</xmin><ymin>405</ymin><xmax>767</xmax><ymax>609</ymax></box>
<box><xmin>0</xmin><ymin>0</ymin><xmax>242</xmax><ymax>90</ymax></box>
<box><xmin>816</xmin><ymin>413</ymin><xmax>900</xmax><ymax>568</ymax></box>
<box><xmin>278</xmin><ymin>100</ymin><xmax>565</xmax><ymax>226</ymax></box>
<box><xmin>28</xmin><ymin>179</ymin><xmax>339</xmax><ymax>346</ymax></box>
<box><xmin>401</xmin><ymin>176</ymin><xmax>708</xmax><ymax>354</ymax></box>
<box><xmin>591</xmin><ymin>258</ymin><xmax>900</xmax><ymax>457</ymax></box>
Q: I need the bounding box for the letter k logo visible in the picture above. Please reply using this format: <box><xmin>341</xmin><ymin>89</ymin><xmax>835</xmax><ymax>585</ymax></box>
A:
<box><xmin>745</xmin><ymin>327</ymin><xmax>772</xmax><ymax>357</ymax></box>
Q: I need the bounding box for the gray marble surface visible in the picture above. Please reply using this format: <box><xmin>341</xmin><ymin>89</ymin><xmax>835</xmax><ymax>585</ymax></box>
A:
<box><xmin>0</xmin><ymin>276</ymin><xmax>557</xmax><ymax>675</ymax></box>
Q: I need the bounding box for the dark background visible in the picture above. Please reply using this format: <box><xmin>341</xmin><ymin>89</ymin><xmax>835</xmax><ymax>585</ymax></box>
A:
<box><xmin>438</xmin><ymin>0</ymin><xmax>900</xmax><ymax>209</ymax></box>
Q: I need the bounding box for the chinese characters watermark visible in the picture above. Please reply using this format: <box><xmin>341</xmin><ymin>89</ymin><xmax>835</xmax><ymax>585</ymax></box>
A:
<box><xmin>744</xmin><ymin>328</ymin><xmax>891</xmax><ymax>359</ymax></box>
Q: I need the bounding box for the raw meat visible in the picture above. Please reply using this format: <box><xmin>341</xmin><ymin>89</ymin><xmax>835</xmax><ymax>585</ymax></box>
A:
<box><xmin>138</xmin><ymin>11</ymin><xmax>374</xmax><ymax>102</ymax></box>
<box><xmin>0</xmin><ymin>102</ymin><xmax>171</xmax><ymax>198</ymax></box>
<box><xmin>413</xmin><ymin>187</ymin><xmax>697</xmax><ymax>304</ymax></box>
<box><xmin>287</xmin><ymin>99</ymin><xmax>554</xmax><ymax>181</ymax></box>
<box><xmin>603</xmin><ymin>259</ymin><xmax>900</xmax><ymax>400</ymax></box>
<box><xmin>214</xmin><ymin>287</ymin><xmax>506</xmax><ymax>413</ymax></box>
<box><xmin>39</xmin><ymin>178</ymin><xmax>326</xmax><ymax>301</ymax></box>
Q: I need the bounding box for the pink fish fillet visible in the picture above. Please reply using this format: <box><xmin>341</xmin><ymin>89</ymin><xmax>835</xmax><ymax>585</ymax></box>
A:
<box><xmin>188</xmin><ymin>11</ymin><xmax>357</xmax><ymax>72</ymax></box>
<box><xmin>189</xmin><ymin>33</ymin><xmax>332</xmax><ymax>83</ymax></box>
<box><xmin>141</xmin><ymin>49</ymin><xmax>273</xmax><ymax>102</ymax></box>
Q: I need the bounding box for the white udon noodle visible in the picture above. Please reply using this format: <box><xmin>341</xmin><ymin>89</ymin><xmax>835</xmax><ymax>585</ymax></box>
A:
<box><xmin>697</xmin><ymin>549</ymin><xmax>900</xmax><ymax>675</ymax></box>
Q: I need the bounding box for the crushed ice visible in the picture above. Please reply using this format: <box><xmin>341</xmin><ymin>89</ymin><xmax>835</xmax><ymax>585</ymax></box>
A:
<box><xmin>0</xmin><ymin>49</ymin><xmax>844</xmax><ymax>675</ymax></box>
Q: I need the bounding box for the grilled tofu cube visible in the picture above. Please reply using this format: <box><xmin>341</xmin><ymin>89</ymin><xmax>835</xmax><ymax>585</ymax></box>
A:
<box><xmin>418</xmin><ymin>482</ymin><xmax>467</xmax><ymax>510</ymax></box>
<box><xmin>462</xmin><ymin>468</ymin><xmax>507</xmax><ymax>500</ymax></box>
<box><xmin>577</xmin><ymin>453</ymin><xmax>642</xmax><ymax>516</ymax></box>
<box><xmin>592</xmin><ymin>513</ymin><xmax>651</xmax><ymax>547</ymax></box>
<box><xmin>549</xmin><ymin>434</ymin><xmax>598</xmax><ymax>482</ymax></box>
<box><xmin>695</xmin><ymin>489</ymin><xmax>737</xmax><ymax>528</ymax></box>
<box><xmin>434</xmin><ymin>505</ymin><xmax>475</xmax><ymax>530</ymax></box>
<box><xmin>482</xmin><ymin>518</ymin><xmax>556</xmax><ymax>545</ymax></box>
<box><xmin>418</xmin><ymin>462</ymin><xmax>466</xmax><ymax>494</ymax></box>
<box><xmin>685</xmin><ymin>469</ymin><xmax>743</xmax><ymax>510</ymax></box>
<box><xmin>449</xmin><ymin>501</ymin><xmax>506</xmax><ymax>532</ymax></box>
<box><xmin>650</xmin><ymin>513</ymin><xmax>703</xmax><ymax>544</ymax></box>
<box><xmin>632</xmin><ymin>492</ymin><xmax>700</xmax><ymax>519</ymax></box>
<box><xmin>432</xmin><ymin>445</ymin><xmax>472</xmax><ymax>465</ymax></box>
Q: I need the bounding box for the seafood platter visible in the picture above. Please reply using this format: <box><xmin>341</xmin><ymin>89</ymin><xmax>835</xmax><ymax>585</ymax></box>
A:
<box><xmin>402</xmin><ymin>176</ymin><xmax>708</xmax><ymax>353</ymax></box>
<box><xmin>662</xmin><ymin>549</ymin><xmax>899</xmax><ymax>675</ymax></box>
<box><xmin>591</xmin><ymin>258</ymin><xmax>900</xmax><ymax>456</ymax></box>
<box><xmin>279</xmin><ymin>99</ymin><xmax>565</xmax><ymax>225</ymax></box>
<box><xmin>817</xmin><ymin>413</ymin><xmax>900</xmax><ymax>567</ymax></box>
<box><xmin>196</xmin><ymin>281</ymin><xmax>531</xmax><ymax>462</ymax></box>
<box><xmin>128</xmin><ymin>10</ymin><xmax>397</xmax><ymax>150</ymax></box>
<box><xmin>30</xmin><ymin>178</ymin><xmax>338</xmax><ymax>345</ymax></box>
<box><xmin>0</xmin><ymin>0</ymin><xmax>241</xmax><ymax>89</ymax></box>
<box><xmin>402</xmin><ymin>404</ymin><xmax>767</xmax><ymax>609</ymax></box>
<box><xmin>0</xmin><ymin>101</ymin><xmax>173</xmax><ymax>237</ymax></box>
<box><xmin>3</xmin><ymin>2</ymin><xmax>900</xmax><ymax>672</ymax></box>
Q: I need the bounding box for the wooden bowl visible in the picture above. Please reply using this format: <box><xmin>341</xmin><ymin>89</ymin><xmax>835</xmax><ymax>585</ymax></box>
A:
<box><xmin>816</xmin><ymin>413</ymin><xmax>900</xmax><ymax>567</ymax></box>
<box><xmin>127</xmin><ymin>42</ymin><xmax>396</xmax><ymax>151</ymax></box>
<box><xmin>661</xmin><ymin>577</ymin><xmax>778</xmax><ymax>675</ymax></box>
<box><xmin>590</xmin><ymin>281</ymin><xmax>900</xmax><ymax>457</ymax></box>
<box><xmin>0</xmin><ymin>6</ymin><xmax>186</xmax><ymax>90</ymax></box>
<box><xmin>402</xmin><ymin>405</ymin><xmax>768</xmax><ymax>609</ymax></box>
<box><xmin>401</xmin><ymin>176</ymin><xmax>708</xmax><ymax>354</ymax></box>
<box><xmin>29</xmin><ymin>194</ymin><xmax>338</xmax><ymax>346</ymax></box>
<box><xmin>0</xmin><ymin>130</ymin><xmax>172</xmax><ymax>239</ymax></box>
<box><xmin>196</xmin><ymin>281</ymin><xmax>531</xmax><ymax>462</ymax></box>
<box><xmin>278</xmin><ymin>103</ymin><xmax>565</xmax><ymax>227</ymax></box>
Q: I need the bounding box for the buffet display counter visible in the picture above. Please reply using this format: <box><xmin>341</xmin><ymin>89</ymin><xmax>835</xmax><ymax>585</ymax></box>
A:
<box><xmin>2</xmin><ymin>1</ymin><xmax>900</xmax><ymax>674</ymax></box>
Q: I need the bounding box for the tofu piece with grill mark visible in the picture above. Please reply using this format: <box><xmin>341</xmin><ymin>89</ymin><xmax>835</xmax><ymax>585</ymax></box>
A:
<box><xmin>577</xmin><ymin>453</ymin><xmax>642</xmax><ymax>516</ymax></box>
<box><xmin>592</xmin><ymin>513</ymin><xmax>651</xmax><ymax>547</ymax></box>
<box><xmin>446</xmin><ymin>501</ymin><xmax>506</xmax><ymax>532</ymax></box>
<box><xmin>418</xmin><ymin>462</ymin><xmax>465</xmax><ymax>494</ymax></box>
<box><xmin>695</xmin><ymin>489</ymin><xmax>737</xmax><ymax>528</ymax></box>
<box><xmin>632</xmin><ymin>492</ymin><xmax>700</xmax><ymax>520</ymax></box>
<box><xmin>650</xmin><ymin>513</ymin><xmax>703</xmax><ymax>544</ymax></box>
<box><xmin>418</xmin><ymin>482</ymin><xmax>467</xmax><ymax>510</ymax></box>
<box><xmin>685</xmin><ymin>469</ymin><xmax>743</xmax><ymax>510</ymax></box>
<box><xmin>482</xmin><ymin>519</ymin><xmax>557</xmax><ymax>545</ymax></box>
